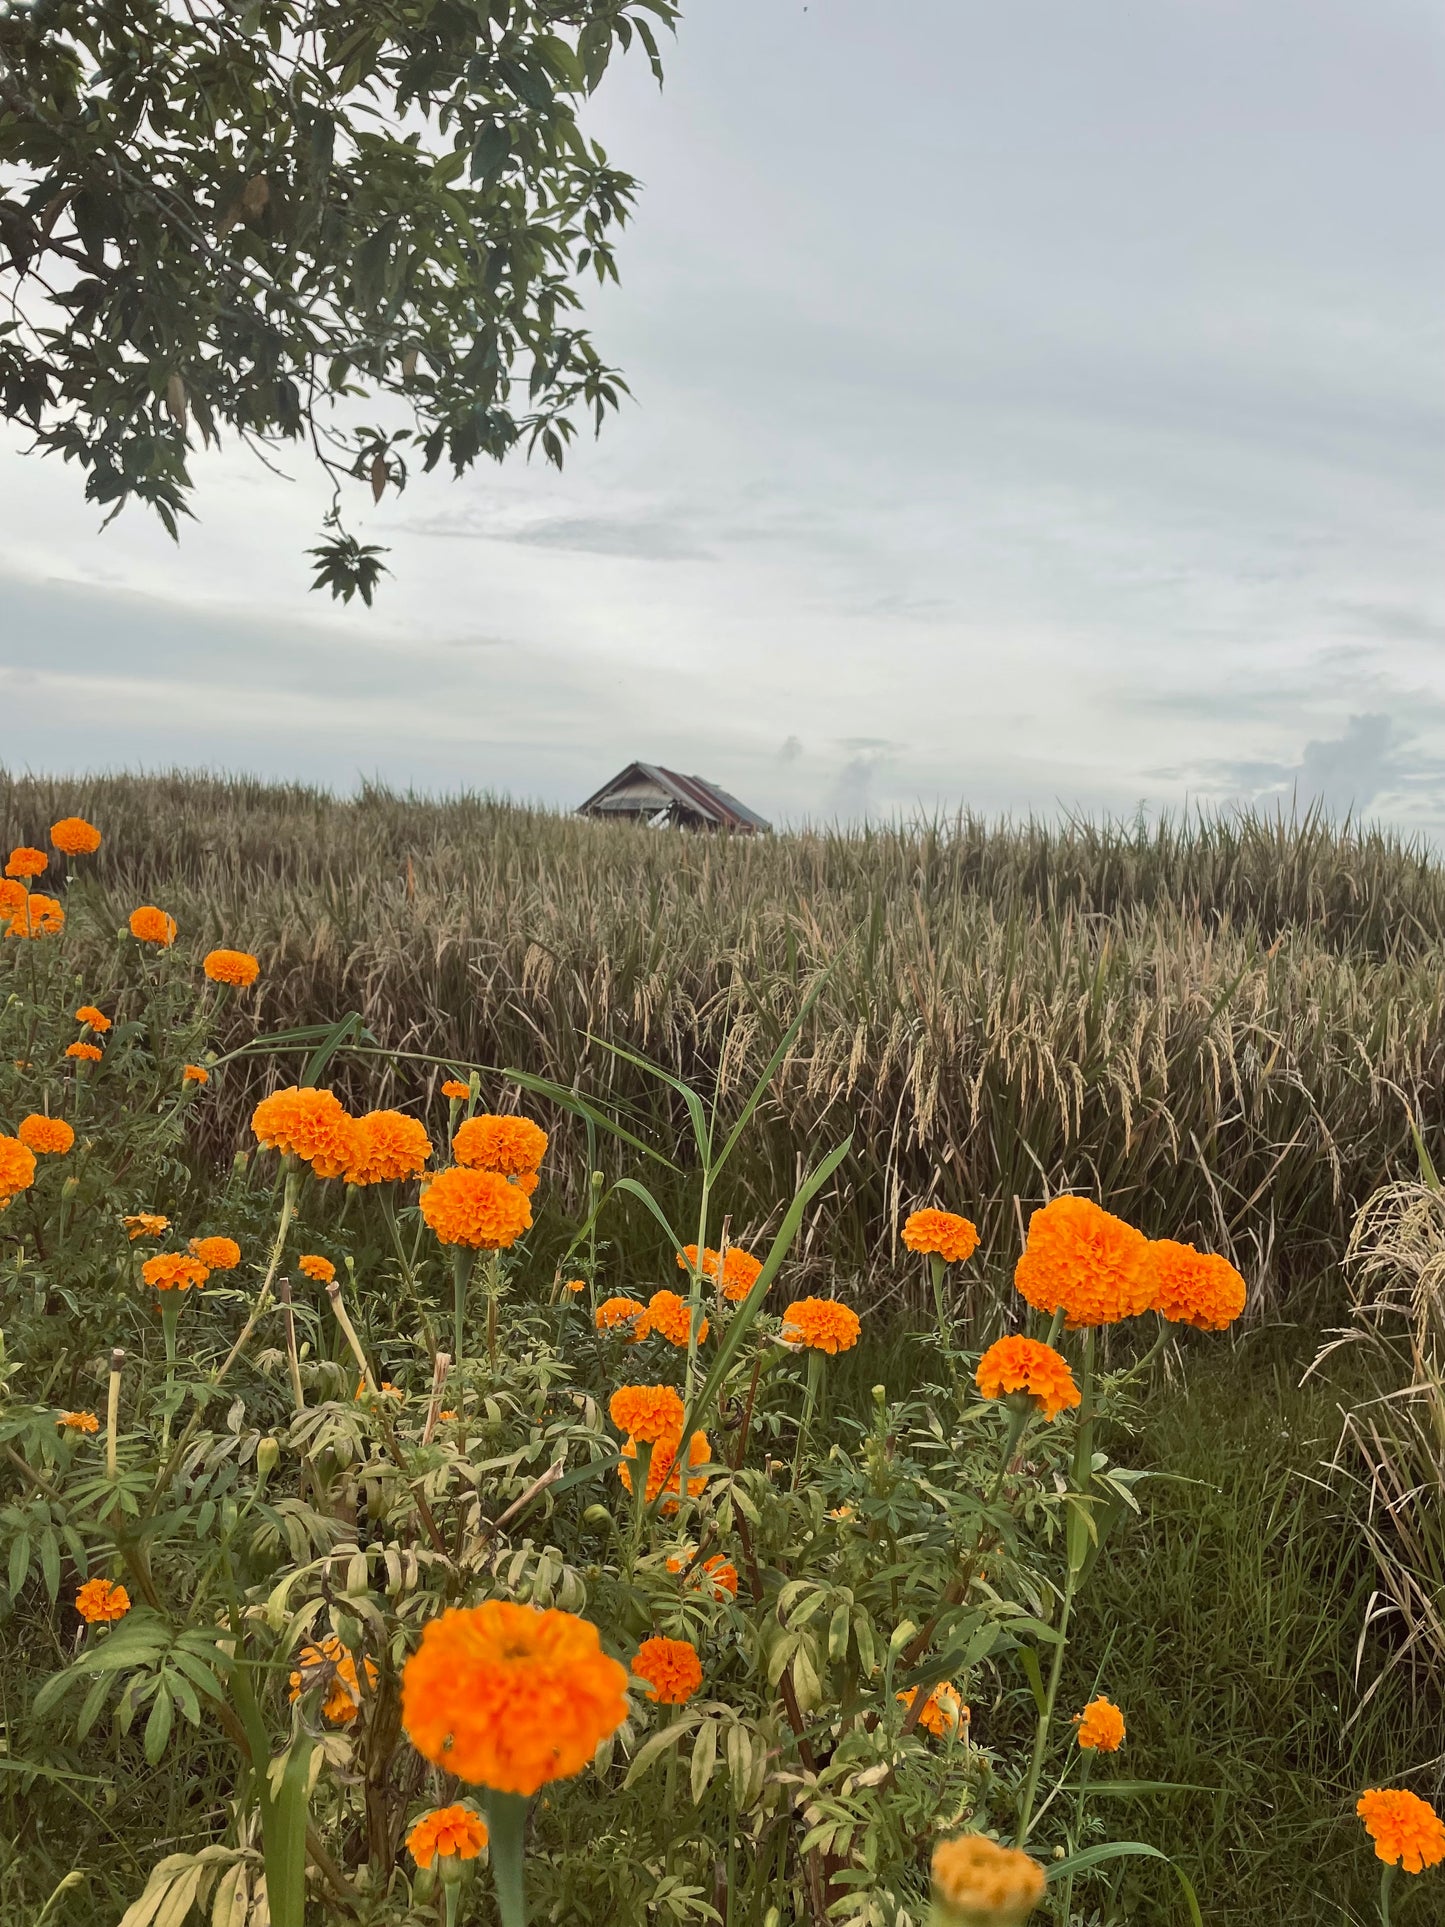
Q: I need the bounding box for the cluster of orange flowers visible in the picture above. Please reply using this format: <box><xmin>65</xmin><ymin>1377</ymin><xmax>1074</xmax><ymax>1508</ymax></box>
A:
<box><xmin>593</xmin><ymin>1288</ymin><xmax>709</xmax><ymax>1347</ymax></box>
<box><xmin>1013</xmin><ymin>1194</ymin><xmax>1246</xmax><ymax>1331</ymax></box>
<box><xmin>0</xmin><ymin>819</ymin><xmax>92</xmax><ymax>940</ymax></box>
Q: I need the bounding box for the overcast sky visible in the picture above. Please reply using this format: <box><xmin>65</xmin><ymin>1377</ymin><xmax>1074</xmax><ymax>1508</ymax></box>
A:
<box><xmin>2</xmin><ymin>0</ymin><xmax>1442</xmax><ymax>831</ymax></box>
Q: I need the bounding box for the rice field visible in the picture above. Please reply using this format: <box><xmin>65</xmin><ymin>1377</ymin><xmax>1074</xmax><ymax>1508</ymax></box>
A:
<box><xmin>6</xmin><ymin>770</ymin><xmax>1445</xmax><ymax>1315</ymax></box>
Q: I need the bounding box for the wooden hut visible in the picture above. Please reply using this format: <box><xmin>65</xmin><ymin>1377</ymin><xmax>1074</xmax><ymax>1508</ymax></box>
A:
<box><xmin>577</xmin><ymin>762</ymin><xmax>771</xmax><ymax>833</ymax></box>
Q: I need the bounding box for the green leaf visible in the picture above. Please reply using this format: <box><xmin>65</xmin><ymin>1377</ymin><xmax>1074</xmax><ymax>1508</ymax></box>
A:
<box><xmin>144</xmin><ymin>1683</ymin><xmax>174</xmax><ymax>1763</ymax></box>
<box><xmin>1046</xmin><ymin>1841</ymin><xmax>1203</xmax><ymax>1927</ymax></box>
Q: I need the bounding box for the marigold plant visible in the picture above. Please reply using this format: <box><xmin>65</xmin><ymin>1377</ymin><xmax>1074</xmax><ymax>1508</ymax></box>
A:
<box><xmin>400</xmin><ymin>1601</ymin><xmax>629</xmax><ymax>1796</ymax></box>
<box><xmin>17</xmin><ymin>1113</ymin><xmax>73</xmax><ymax>1156</ymax></box>
<box><xmin>1356</xmin><ymin>1788</ymin><xmax>1445</xmax><ymax>1874</ymax></box>
<box><xmin>898</xmin><ymin>1679</ymin><xmax>968</xmax><ymax>1738</ymax></box>
<box><xmin>74</xmin><ymin>1004</ymin><xmax>111</xmax><ymax>1031</ymax></box>
<box><xmin>128</xmin><ymin>905</ymin><xmax>177</xmax><ymax>945</ymax></box>
<box><xmin>65</xmin><ymin>1041</ymin><xmax>103</xmax><ymax>1062</ymax></box>
<box><xmin>633</xmin><ymin>1635</ymin><xmax>703</xmax><ymax>1705</ymax></box>
<box><xmin>930</xmin><ymin>1834</ymin><xmax>1046</xmax><ymax>1925</ymax></box>
<box><xmin>1075</xmin><ymin>1696</ymin><xmax>1126</xmax><ymax>1751</ymax></box>
<box><xmin>8</xmin><ymin>893</ymin><xmax>65</xmax><ymax>937</ymax></box>
<box><xmin>141</xmin><ymin>1252</ymin><xmax>209</xmax><ymax>1292</ymax></box>
<box><xmin>298</xmin><ymin>1253</ymin><xmax>336</xmax><ymax>1282</ymax></box>
<box><xmin>902</xmin><ymin>1208</ymin><xmax>980</xmax><ymax>1265</ymax></box>
<box><xmin>440</xmin><ymin>1078</ymin><xmax>471</xmax><ymax>1100</ymax></box>
<box><xmin>202</xmin><ymin>947</ymin><xmax>260</xmax><ymax>987</ymax></box>
<box><xmin>183</xmin><ymin>1063</ymin><xmax>210</xmax><ymax>1084</ymax></box>
<box><xmin>668</xmin><ymin>1552</ymin><xmax>740</xmax><ymax>1599</ymax></box>
<box><xmin>5</xmin><ymin>845</ymin><xmax>47</xmax><ymax>878</ymax></box>
<box><xmin>609</xmin><ymin>1384</ymin><xmax>686</xmax><ymax>1443</ymax></box>
<box><xmin>251</xmin><ymin>1085</ymin><xmax>355</xmax><ymax>1177</ymax></box>
<box><xmin>644</xmin><ymin>1288</ymin><xmax>708</xmax><ymax>1347</ymax></box>
<box><xmin>975</xmin><ymin>1336</ymin><xmax>1080</xmax><ymax>1421</ymax></box>
<box><xmin>56</xmin><ymin>1409</ymin><xmax>100</xmax><ymax>1433</ymax></box>
<box><xmin>452</xmin><ymin>1112</ymin><xmax>549</xmax><ymax>1177</ymax></box>
<box><xmin>596</xmin><ymin>1294</ymin><xmax>648</xmax><ymax>1337</ymax></box>
<box><xmin>288</xmin><ymin>1634</ymin><xmax>378</xmax><ymax>1725</ymax></box>
<box><xmin>75</xmin><ymin>1578</ymin><xmax>130</xmax><ymax>1625</ymax></box>
<box><xmin>188</xmin><ymin>1236</ymin><xmax>241</xmax><ymax>1271</ymax></box>
<box><xmin>50</xmin><ymin>815</ymin><xmax>102</xmax><ymax>855</ymax></box>
<box><xmin>1014</xmin><ymin>1194</ymin><xmax>1151</xmax><ymax>1327</ymax></box>
<box><xmin>780</xmin><ymin>1296</ymin><xmax>862</xmax><ymax>1354</ymax></box>
<box><xmin>419</xmin><ymin>1165</ymin><xmax>532</xmax><ymax>1248</ymax></box>
<box><xmin>343</xmin><ymin>1108</ymin><xmax>434</xmax><ymax>1185</ymax></box>
<box><xmin>124</xmin><ymin>1212</ymin><xmax>168</xmax><ymax>1240</ymax></box>
<box><xmin>406</xmin><ymin>1804</ymin><xmax>489</xmax><ymax>1868</ymax></box>
<box><xmin>0</xmin><ymin>1134</ymin><xmax>38</xmax><ymax>1202</ymax></box>
<box><xmin>1141</xmin><ymin>1237</ymin><xmax>1247</xmax><ymax>1330</ymax></box>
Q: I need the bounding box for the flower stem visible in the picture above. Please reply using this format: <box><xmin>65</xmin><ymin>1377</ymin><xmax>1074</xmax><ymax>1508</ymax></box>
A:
<box><xmin>484</xmin><ymin>1789</ymin><xmax>528</xmax><ymax>1927</ymax></box>
<box><xmin>1379</xmin><ymin>1863</ymin><xmax>1395</xmax><ymax>1927</ymax></box>
<box><xmin>451</xmin><ymin>1247</ymin><xmax>473</xmax><ymax>1366</ymax></box>
<box><xmin>791</xmin><ymin>1349</ymin><xmax>823</xmax><ymax>1489</ymax></box>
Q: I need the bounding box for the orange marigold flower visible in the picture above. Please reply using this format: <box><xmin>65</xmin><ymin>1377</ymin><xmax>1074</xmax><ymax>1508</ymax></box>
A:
<box><xmin>57</xmin><ymin>1409</ymin><xmax>100</xmax><ymax>1433</ymax></box>
<box><xmin>51</xmin><ymin>816</ymin><xmax>102</xmax><ymax>856</ymax></box>
<box><xmin>124</xmin><ymin>1212</ymin><xmax>168</xmax><ymax>1240</ymax></box>
<box><xmin>344</xmin><ymin>1108</ymin><xmax>433</xmax><ymax>1185</ymax></box>
<box><xmin>620</xmin><ymin>1430</ymin><xmax>711</xmax><ymax>1512</ymax></box>
<box><xmin>645</xmin><ymin>1289</ymin><xmax>709</xmax><ymax>1348</ymax></box>
<box><xmin>1075</xmin><ymin>1696</ymin><xmax>1126</xmax><ymax>1752</ymax></box>
<box><xmin>931</xmin><ymin>1834</ymin><xmax>1045</xmax><ymax>1925</ymax></box>
<box><xmin>17</xmin><ymin>1114</ymin><xmax>74</xmax><ymax>1157</ymax></box>
<box><xmin>141</xmin><ymin>1252</ymin><xmax>209</xmax><ymax>1292</ymax></box>
<box><xmin>401</xmin><ymin>1600</ymin><xmax>629</xmax><ymax>1796</ymax></box>
<box><xmin>75</xmin><ymin>1005</ymin><xmax>111</xmax><ymax>1032</ymax></box>
<box><xmin>0</xmin><ymin>1135</ymin><xmax>38</xmax><ymax>1200</ymax></box>
<box><xmin>596</xmin><ymin>1295</ymin><xmax>648</xmax><ymax>1339</ymax></box>
<box><xmin>5</xmin><ymin>846</ymin><xmax>47</xmax><ymax>878</ymax></box>
<box><xmin>441</xmin><ymin>1078</ymin><xmax>471</xmax><ymax>1101</ymax></box>
<box><xmin>898</xmin><ymin>1680</ymin><xmax>968</xmax><ymax>1739</ymax></box>
<box><xmin>564</xmin><ymin>1277</ymin><xmax>585</xmax><ymax>1293</ymax></box>
<box><xmin>203</xmin><ymin>947</ymin><xmax>260</xmax><ymax>988</ymax></box>
<box><xmin>128</xmin><ymin>905</ymin><xmax>177</xmax><ymax>945</ymax></box>
<box><xmin>1141</xmin><ymin>1238</ymin><xmax>1247</xmax><ymax>1331</ymax></box>
<box><xmin>975</xmin><ymin>1336</ymin><xmax>1081</xmax><ymax>1421</ymax></box>
<box><xmin>75</xmin><ymin>1578</ymin><xmax>130</xmax><ymax>1625</ymax></box>
<box><xmin>633</xmin><ymin>1635</ymin><xmax>702</xmax><ymax>1706</ymax></box>
<box><xmin>8</xmin><ymin>892</ymin><xmax>64</xmax><ymax>937</ymax></box>
<box><xmin>667</xmin><ymin>1553</ymin><xmax>739</xmax><ymax>1600</ymax></box>
<box><xmin>1014</xmin><ymin>1195</ymin><xmax>1150</xmax><ymax>1328</ymax></box>
<box><xmin>452</xmin><ymin>1113</ymin><xmax>549</xmax><ymax>1178</ymax></box>
<box><xmin>609</xmin><ymin>1384</ymin><xmax>686</xmax><ymax>1444</ymax></box>
<box><xmin>189</xmin><ymin>1236</ymin><xmax>241</xmax><ymax>1272</ymax></box>
<box><xmin>406</xmin><ymin>1804</ymin><xmax>489</xmax><ymax>1869</ymax></box>
<box><xmin>0</xmin><ymin>878</ymin><xmax>23</xmax><ymax>920</ymax></box>
<box><xmin>780</xmin><ymin>1297</ymin><xmax>862</xmax><ymax>1354</ymax></box>
<box><xmin>419</xmin><ymin>1166</ymin><xmax>532</xmax><ymax>1248</ymax></box>
<box><xmin>251</xmin><ymin>1086</ymin><xmax>356</xmax><ymax>1178</ymax></box>
<box><xmin>902</xmin><ymin>1208</ymin><xmax>980</xmax><ymax>1265</ymax></box>
<box><xmin>183</xmin><ymin>1064</ymin><xmax>210</xmax><ymax>1085</ymax></box>
<box><xmin>288</xmin><ymin>1634</ymin><xmax>378</xmax><ymax>1725</ymax></box>
<box><xmin>299</xmin><ymin>1253</ymin><xmax>336</xmax><ymax>1283</ymax></box>
<box><xmin>679</xmin><ymin>1245</ymin><xmax>767</xmax><ymax>1303</ymax></box>
<box><xmin>65</xmin><ymin>1041</ymin><xmax>103</xmax><ymax>1062</ymax></box>
<box><xmin>1356</xmin><ymin>1787</ymin><xmax>1445</xmax><ymax>1875</ymax></box>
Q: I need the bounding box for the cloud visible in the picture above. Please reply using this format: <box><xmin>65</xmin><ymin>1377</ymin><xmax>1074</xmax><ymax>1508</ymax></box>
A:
<box><xmin>403</xmin><ymin>505</ymin><xmax>713</xmax><ymax>562</ymax></box>
<box><xmin>824</xmin><ymin>740</ymin><xmax>894</xmax><ymax>823</ymax></box>
<box><xmin>778</xmin><ymin>735</ymin><xmax>803</xmax><ymax>762</ymax></box>
<box><xmin>1186</xmin><ymin>712</ymin><xmax>1445</xmax><ymax>818</ymax></box>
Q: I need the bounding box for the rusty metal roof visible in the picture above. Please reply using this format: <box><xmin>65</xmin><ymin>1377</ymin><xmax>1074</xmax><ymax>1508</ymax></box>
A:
<box><xmin>577</xmin><ymin>762</ymin><xmax>771</xmax><ymax>832</ymax></box>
